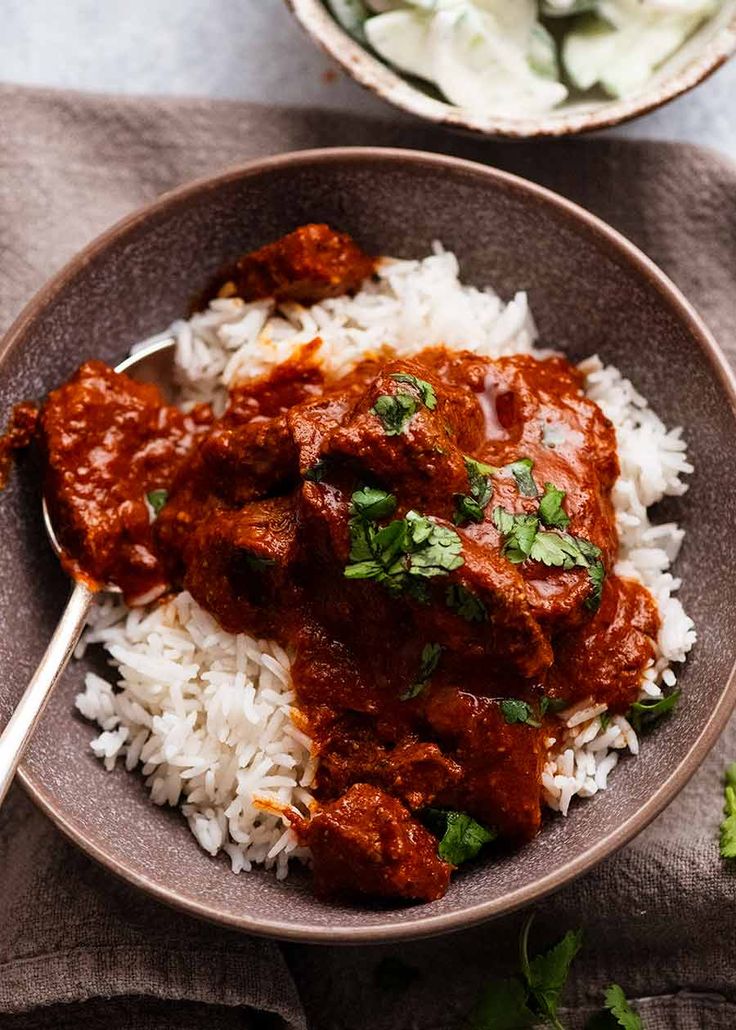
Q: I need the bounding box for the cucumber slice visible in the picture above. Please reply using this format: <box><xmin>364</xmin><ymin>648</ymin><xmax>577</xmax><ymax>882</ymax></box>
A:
<box><xmin>326</xmin><ymin>0</ymin><xmax>370</xmax><ymax>41</ymax></box>
<box><xmin>563</xmin><ymin>7</ymin><xmax>712</xmax><ymax>98</ymax></box>
<box><xmin>528</xmin><ymin>23</ymin><xmax>560</xmax><ymax>80</ymax></box>
<box><xmin>540</xmin><ymin>0</ymin><xmax>598</xmax><ymax>17</ymax></box>
<box><xmin>364</xmin><ymin>9</ymin><xmax>436</xmax><ymax>80</ymax></box>
<box><xmin>428</xmin><ymin>7</ymin><xmax>567</xmax><ymax>114</ymax></box>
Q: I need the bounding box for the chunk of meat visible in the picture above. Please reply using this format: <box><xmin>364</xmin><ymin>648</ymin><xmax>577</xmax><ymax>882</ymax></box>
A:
<box><xmin>325</xmin><ymin>359</ymin><xmax>484</xmax><ymax>519</ymax></box>
<box><xmin>300</xmin><ymin>784</ymin><xmax>452</xmax><ymax>901</ymax></box>
<box><xmin>0</xmin><ymin>401</ymin><xmax>39</xmax><ymax>490</ymax></box>
<box><xmin>216</xmin><ymin>224</ymin><xmax>376</xmax><ymax>305</ymax></box>
<box><xmin>423</xmin><ymin>688</ymin><xmax>544</xmax><ymax>842</ymax></box>
<box><xmin>184</xmin><ymin>496</ymin><xmax>299</xmax><ymax>636</ymax></box>
<box><xmin>315</xmin><ymin>715</ymin><xmax>463</xmax><ymax>809</ymax></box>
<box><xmin>40</xmin><ymin>361</ymin><xmax>210</xmax><ymax>603</ymax></box>
<box><xmin>546</xmin><ymin>576</ymin><xmax>660</xmax><ymax>711</ymax></box>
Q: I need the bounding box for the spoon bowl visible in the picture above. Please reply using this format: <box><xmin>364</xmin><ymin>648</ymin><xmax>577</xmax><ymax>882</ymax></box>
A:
<box><xmin>0</xmin><ymin>334</ymin><xmax>178</xmax><ymax>808</ymax></box>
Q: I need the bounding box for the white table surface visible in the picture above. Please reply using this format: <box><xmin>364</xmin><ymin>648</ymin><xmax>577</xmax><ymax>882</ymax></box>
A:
<box><xmin>2</xmin><ymin>0</ymin><xmax>735</xmax><ymax>156</ymax></box>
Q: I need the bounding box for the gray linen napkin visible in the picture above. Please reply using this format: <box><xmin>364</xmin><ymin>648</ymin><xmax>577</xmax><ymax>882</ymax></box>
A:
<box><xmin>1</xmin><ymin>83</ymin><xmax>736</xmax><ymax>1030</ymax></box>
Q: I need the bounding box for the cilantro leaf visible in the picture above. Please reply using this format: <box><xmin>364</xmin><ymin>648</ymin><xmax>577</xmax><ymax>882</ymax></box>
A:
<box><xmin>601</xmin><ymin>984</ymin><xmax>644</xmax><ymax>1029</ymax></box>
<box><xmin>455</xmin><ymin>456</ymin><xmax>494</xmax><ymax>526</ymax></box>
<box><xmin>719</xmin><ymin>762</ymin><xmax>736</xmax><ymax>859</ymax></box>
<box><xmin>584</xmin><ymin>559</ymin><xmax>606</xmax><ymax>612</ymax></box>
<box><xmin>424</xmin><ymin>808</ymin><xmax>497</xmax><ymax>866</ymax></box>
<box><xmin>303</xmin><ymin>460</ymin><xmax>327</xmax><ymax>483</ymax></box>
<box><xmin>371</xmin><ymin>392</ymin><xmax>418</xmax><ymax>435</ymax></box>
<box><xmin>521</xmin><ymin>916</ymin><xmax>582</xmax><ymax>1026</ymax></box>
<box><xmin>507</xmin><ymin>458</ymin><xmax>539</xmax><ymax>498</ymax></box>
<box><xmin>401</xmin><ymin>642</ymin><xmax>441</xmax><ymax>700</ymax></box>
<box><xmin>469</xmin><ymin>977</ymin><xmax>537</xmax><ymax>1030</ymax></box>
<box><xmin>445</xmin><ymin>583</ymin><xmax>488</xmax><ymax>623</ymax></box>
<box><xmin>500</xmin><ymin>699</ymin><xmax>541</xmax><ymax>728</ymax></box>
<box><xmin>350</xmin><ymin>486</ymin><xmax>397</xmax><ymax>521</ymax></box>
<box><xmin>529</xmin><ymin>530</ymin><xmax>580</xmax><ymax>567</ymax></box>
<box><xmin>241</xmin><ymin>552</ymin><xmax>276</xmax><ymax>572</ymax></box>
<box><xmin>539</xmin><ymin>483</ymin><xmax>570</xmax><ymax>530</ymax></box>
<box><xmin>540</xmin><ymin>695</ymin><xmax>568</xmax><ymax>717</ymax></box>
<box><xmin>389</xmin><ymin>372</ymin><xmax>437</xmax><ymax>411</ymax></box>
<box><xmin>146</xmin><ymin>489</ymin><xmax>168</xmax><ymax>516</ymax></box>
<box><xmin>493</xmin><ymin>507</ymin><xmax>539</xmax><ymax>563</ymax></box>
<box><xmin>628</xmin><ymin>691</ymin><xmax>679</xmax><ymax>734</ymax></box>
<box><xmin>345</xmin><ymin>510</ymin><xmax>463</xmax><ymax>595</ymax></box>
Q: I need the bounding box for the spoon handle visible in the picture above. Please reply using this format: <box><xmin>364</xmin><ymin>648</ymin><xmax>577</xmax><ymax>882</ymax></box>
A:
<box><xmin>0</xmin><ymin>582</ymin><xmax>94</xmax><ymax>808</ymax></box>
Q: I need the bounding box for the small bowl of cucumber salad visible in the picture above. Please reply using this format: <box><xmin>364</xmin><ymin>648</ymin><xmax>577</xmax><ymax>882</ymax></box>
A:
<box><xmin>287</xmin><ymin>0</ymin><xmax>736</xmax><ymax>137</ymax></box>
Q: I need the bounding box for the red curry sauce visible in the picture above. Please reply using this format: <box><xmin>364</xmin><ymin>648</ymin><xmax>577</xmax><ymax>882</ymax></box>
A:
<box><xmin>29</xmin><ymin>225</ymin><xmax>659</xmax><ymax>903</ymax></box>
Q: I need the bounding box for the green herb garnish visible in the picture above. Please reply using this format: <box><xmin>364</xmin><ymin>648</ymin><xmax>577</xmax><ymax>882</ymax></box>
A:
<box><xmin>345</xmin><ymin>497</ymin><xmax>464</xmax><ymax>598</ymax></box>
<box><xmin>401</xmin><ymin>642</ymin><xmax>441</xmax><ymax>701</ymax></box>
<box><xmin>424</xmin><ymin>809</ymin><xmax>496</xmax><ymax>866</ymax></box>
<box><xmin>585</xmin><ymin>984</ymin><xmax>644</xmax><ymax>1029</ymax></box>
<box><xmin>628</xmin><ymin>691</ymin><xmax>679</xmax><ymax>734</ymax></box>
<box><xmin>371</xmin><ymin>393</ymin><xmax>418</xmax><ymax>436</ymax></box>
<box><xmin>719</xmin><ymin>763</ymin><xmax>736</xmax><ymax>859</ymax></box>
<box><xmin>540</xmin><ymin>695</ymin><xmax>568</xmax><ymax>717</ymax></box>
<box><xmin>349</xmin><ymin>485</ymin><xmax>397</xmax><ymax>521</ymax></box>
<box><xmin>500</xmin><ymin>699</ymin><xmax>541</xmax><ymax>728</ymax></box>
<box><xmin>304</xmin><ymin>460</ymin><xmax>327</xmax><ymax>483</ymax></box>
<box><xmin>470</xmin><ymin>915</ymin><xmax>582</xmax><ymax>1030</ymax></box>
<box><xmin>241</xmin><ymin>553</ymin><xmax>276</xmax><ymax>572</ymax></box>
<box><xmin>146</xmin><ymin>489</ymin><xmax>168</xmax><ymax>516</ymax></box>
<box><xmin>389</xmin><ymin>372</ymin><xmax>437</xmax><ymax>411</ymax></box>
<box><xmin>445</xmin><ymin>583</ymin><xmax>488</xmax><ymax>623</ymax></box>
<box><xmin>454</xmin><ymin>456</ymin><xmax>495</xmax><ymax>526</ymax></box>
<box><xmin>507</xmin><ymin>457</ymin><xmax>539</xmax><ymax>498</ymax></box>
<box><xmin>492</xmin><ymin>504</ymin><xmax>605</xmax><ymax>612</ymax></box>
<box><xmin>539</xmin><ymin>482</ymin><xmax>570</xmax><ymax>531</ymax></box>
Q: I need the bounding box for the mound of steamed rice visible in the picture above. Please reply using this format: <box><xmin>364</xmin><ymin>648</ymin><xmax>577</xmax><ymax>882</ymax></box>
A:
<box><xmin>75</xmin><ymin>247</ymin><xmax>696</xmax><ymax>877</ymax></box>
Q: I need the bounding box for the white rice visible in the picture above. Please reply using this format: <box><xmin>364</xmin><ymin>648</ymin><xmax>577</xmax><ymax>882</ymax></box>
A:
<box><xmin>76</xmin><ymin>245</ymin><xmax>695</xmax><ymax>870</ymax></box>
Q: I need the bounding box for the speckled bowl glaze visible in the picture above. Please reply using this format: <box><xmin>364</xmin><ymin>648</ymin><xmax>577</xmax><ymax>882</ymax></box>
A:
<box><xmin>1</xmin><ymin>149</ymin><xmax>735</xmax><ymax>943</ymax></box>
<box><xmin>287</xmin><ymin>0</ymin><xmax>736</xmax><ymax>139</ymax></box>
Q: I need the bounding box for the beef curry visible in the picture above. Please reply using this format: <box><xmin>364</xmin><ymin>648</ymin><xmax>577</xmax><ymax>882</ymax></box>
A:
<box><xmin>29</xmin><ymin>225</ymin><xmax>659</xmax><ymax>903</ymax></box>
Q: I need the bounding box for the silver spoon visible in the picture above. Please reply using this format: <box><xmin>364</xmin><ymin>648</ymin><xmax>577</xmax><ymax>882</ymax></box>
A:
<box><xmin>0</xmin><ymin>334</ymin><xmax>177</xmax><ymax>808</ymax></box>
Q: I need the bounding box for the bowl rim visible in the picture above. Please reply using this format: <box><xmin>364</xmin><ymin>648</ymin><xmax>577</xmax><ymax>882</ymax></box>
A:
<box><xmin>286</xmin><ymin>0</ymin><xmax>736</xmax><ymax>140</ymax></box>
<box><xmin>4</xmin><ymin>146</ymin><xmax>736</xmax><ymax>943</ymax></box>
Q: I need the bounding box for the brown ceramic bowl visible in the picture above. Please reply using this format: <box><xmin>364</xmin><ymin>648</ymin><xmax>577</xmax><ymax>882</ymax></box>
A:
<box><xmin>287</xmin><ymin>0</ymin><xmax>736</xmax><ymax>139</ymax></box>
<box><xmin>1</xmin><ymin>149</ymin><xmax>735</xmax><ymax>943</ymax></box>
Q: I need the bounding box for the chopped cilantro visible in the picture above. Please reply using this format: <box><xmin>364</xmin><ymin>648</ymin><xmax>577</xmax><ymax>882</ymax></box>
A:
<box><xmin>424</xmin><ymin>808</ymin><xmax>496</xmax><ymax>866</ymax></box>
<box><xmin>540</xmin><ymin>695</ymin><xmax>568</xmax><ymax>717</ymax></box>
<box><xmin>584</xmin><ymin>560</ymin><xmax>606</xmax><ymax>612</ymax></box>
<box><xmin>389</xmin><ymin>372</ymin><xmax>437</xmax><ymax>411</ymax></box>
<box><xmin>344</xmin><ymin>501</ymin><xmax>463</xmax><ymax>597</ymax></box>
<box><xmin>719</xmin><ymin>763</ymin><xmax>736</xmax><ymax>859</ymax></box>
<box><xmin>445</xmin><ymin>583</ymin><xmax>488</xmax><ymax>623</ymax></box>
<box><xmin>401</xmin><ymin>642</ymin><xmax>441</xmax><ymax>701</ymax></box>
<box><xmin>349</xmin><ymin>486</ymin><xmax>397</xmax><ymax>521</ymax></box>
<box><xmin>492</xmin><ymin>507</ymin><xmax>539</xmax><ymax>563</ymax></box>
<box><xmin>628</xmin><ymin>691</ymin><xmax>679</xmax><ymax>734</ymax></box>
<box><xmin>241</xmin><ymin>552</ymin><xmax>276</xmax><ymax>572</ymax></box>
<box><xmin>371</xmin><ymin>392</ymin><xmax>418</xmax><ymax>435</ymax></box>
<box><xmin>539</xmin><ymin>483</ymin><xmax>570</xmax><ymax>530</ymax></box>
<box><xmin>454</xmin><ymin>456</ymin><xmax>494</xmax><ymax>526</ymax></box>
<box><xmin>492</xmin><ymin>504</ymin><xmax>605</xmax><ymax>611</ymax></box>
<box><xmin>507</xmin><ymin>457</ymin><xmax>539</xmax><ymax>498</ymax></box>
<box><xmin>500</xmin><ymin>699</ymin><xmax>541</xmax><ymax>728</ymax></box>
<box><xmin>589</xmin><ymin>984</ymin><xmax>644</xmax><ymax>1029</ymax></box>
<box><xmin>304</xmin><ymin>460</ymin><xmax>327</xmax><ymax>483</ymax></box>
<box><xmin>146</xmin><ymin>489</ymin><xmax>168</xmax><ymax>516</ymax></box>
